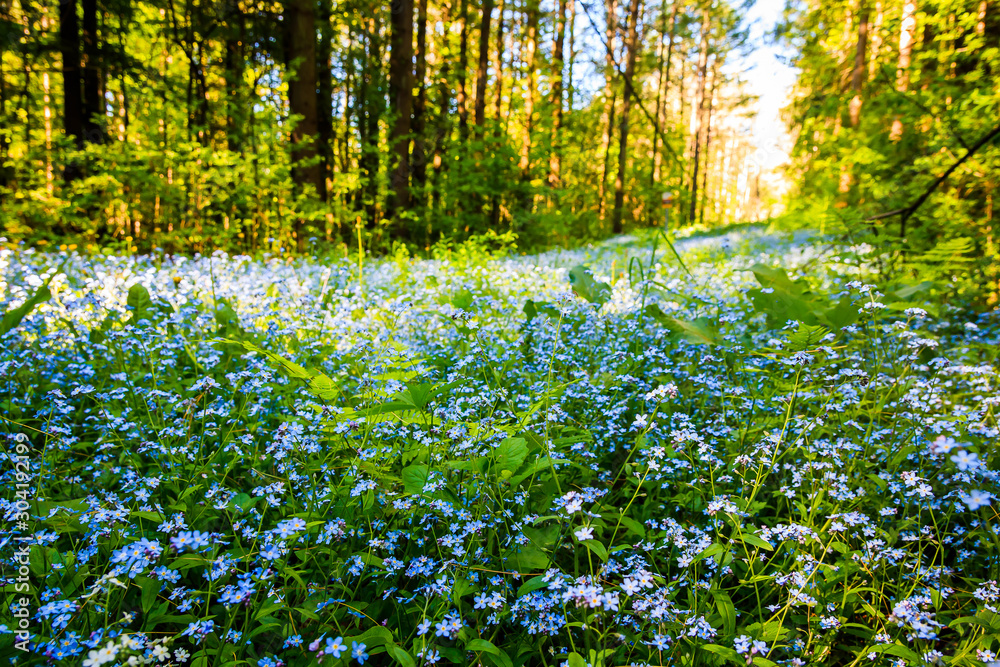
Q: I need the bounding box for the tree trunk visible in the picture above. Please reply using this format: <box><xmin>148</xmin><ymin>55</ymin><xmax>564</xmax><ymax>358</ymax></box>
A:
<box><xmin>597</xmin><ymin>0</ymin><xmax>617</xmax><ymax>219</ymax></box>
<box><xmin>566</xmin><ymin>0</ymin><xmax>576</xmax><ymax>113</ymax></box>
<box><xmin>457</xmin><ymin>0</ymin><xmax>469</xmax><ymax>134</ymax></box>
<box><xmin>687</xmin><ymin>8</ymin><xmax>710</xmax><ymax>225</ymax></box>
<box><xmin>490</xmin><ymin>0</ymin><xmax>506</xmax><ymax>225</ymax></box>
<box><xmin>474</xmin><ymin>0</ymin><xmax>493</xmax><ymax>128</ymax></box>
<box><xmin>548</xmin><ymin>0</ymin><xmax>567</xmax><ymax>187</ymax></box>
<box><xmin>848</xmin><ymin>0</ymin><xmax>868</xmax><ymax>128</ymax></box>
<box><xmin>60</xmin><ymin>0</ymin><xmax>84</xmax><ymax>152</ymax></box>
<box><xmin>518</xmin><ymin>0</ymin><xmax>539</xmax><ymax>179</ymax></box>
<box><xmin>317</xmin><ymin>0</ymin><xmax>334</xmax><ymax>201</ymax></box>
<box><xmin>286</xmin><ymin>0</ymin><xmax>322</xmax><ymax>250</ymax></box>
<box><xmin>889</xmin><ymin>0</ymin><xmax>916</xmax><ymax>141</ymax></box>
<box><xmin>698</xmin><ymin>64</ymin><xmax>717</xmax><ymax>226</ymax></box>
<box><xmin>388</xmin><ymin>0</ymin><xmax>413</xmax><ymax>219</ymax></box>
<box><xmin>610</xmin><ymin>0</ymin><xmax>642</xmax><ymax>234</ymax></box>
<box><xmin>412</xmin><ymin>0</ymin><xmax>429</xmax><ymax>193</ymax></box>
<box><xmin>652</xmin><ymin>0</ymin><xmax>679</xmax><ymax>184</ymax></box>
<box><xmin>223</xmin><ymin>5</ymin><xmax>246</xmax><ymax>153</ymax></box>
<box><xmin>81</xmin><ymin>0</ymin><xmax>102</xmax><ymax>144</ymax></box>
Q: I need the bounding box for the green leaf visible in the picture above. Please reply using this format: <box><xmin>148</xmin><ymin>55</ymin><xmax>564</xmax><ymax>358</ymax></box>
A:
<box><xmin>138</xmin><ymin>576</ymin><xmax>161</xmax><ymax>614</ymax></box>
<box><xmin>644</xmin><ymin>304</ymin><xmax>719</xmax><ymax>345</ymax></box>
<box><xmin>581</xmin><ymin>539</ymin><xmax>608</xmax><ymax>562</ymax></box>
<box><xmin>388</xmin><ymin>645</ymin><xmax>416</xmax><ymax>667</ymax></box>
<box><xmin>508</xmin><ymin>545</ymin><xmax>551</xmax><ymax>572</ymax></box>
<box><xmin>496</xmin><ymin>437</ymin><xmax>528</xmax><ymax>472</ymax></box>
<box><xmin>567</xmin><ymin>652</ymin><xmax>588</xmax><ymax>667</ymax></box>
<box><xmin>465</xmin><ymin>639</ymin><xmax>501</xmax><ymax>656</ymax></box>
<box><xmin>398</xmin><ymin>383</ymin><xmax>433</xmax><ymax>409</ymax></box>
<box><xmin>739</xmin><ymin>533</ymin><xmax>774</xmax><ymax>551</ymax></box>
<box><xmin>713</xmin><ymin>591</ymin><xmax>736</xmax><ymax>636</ymax></box>
<box><xmin>509</xmin><ymin>456</ymin><xmax>552</xmax><ymax>487</ymax></box>
<box><xmin>617</xmin><ymin>515</ymin><xmax>646</xmax><ymax>539</ymax></box>
<box><xmin>126</xmin><ymin>284</ymin><xmax>154</xmax><ymax>323</ymax></box>
<box><xmin>568</xmin><ymin>265</ymin><xmax>612</xmax><ymax>305</ymax></box>
<box><xmin>701</xmin><ymin>644</ymin><xmax>744</xmax><ymax>665</ymax></box>
<box><xmin>523</xmin><ymin>299</ymin><xmax>559</xmax><ymax>323</ymax></box>
<box><xmin>349</xmin><ymin>626</ymin><xmax>394</xmax><ymax>648</ymax></box>
<box><xmin>1</xmin><ymin>284</ymin><xmax>51</xmax><ymax>336</ymax></box>
<box><xmin>402</xmin><ymin>465</ymin><xmax>430</xmax><ymax>494</ymax></box>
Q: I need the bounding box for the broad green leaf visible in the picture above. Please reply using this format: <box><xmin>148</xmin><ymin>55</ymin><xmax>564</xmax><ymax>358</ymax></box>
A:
<box><xmin>388</xmin><ymin>645</ymin><xmax>416</xmax><ymax>667</ymax></box>
<box><xmin>568</xmin><ymin>265</ymin><xmax>611</xmax><ymax>305</ymax></box>
<box><xmin>713</xmin><ymin>590</ymin><xmax>736</xmax><ymax>636</ymax></box>
<box><xmin>348</xmin><ymin>626</ymin><xmax>394</xmax><ymax>648</ymax></box>
<box><xmin>701</xmin><ymin>644</ymin><xmax>744</xmax><ymax>665</ymax></box>
<box><xmin>740</xmin><ymin>533</ymin><xmax>774</xmax><ymax>551</ymax></box>
<box><xmin>126</xmin><ymin>283</ymin><xmax>154</xmax><ymax>323</ymax></box>
<box><xmin>567</xmin><ymin>652</ymin><xmax>588</xmax><ymax>667</ymax></box>
<box><xmin>402</xmin><ymin>465</ymin><xmax>430</xmax><ymax>494</ymax></box>
<box><xmin>516</xmin><ymin>575</ymin><xmax>550</xmax><ymax>598</ymax></box>
<box><xmin>465</xmin><ymin>639</ymin><xmax>501</xmax><ymax>655</ymax></box>
<box><xmin>581</xmin><ymin>539</ymin><xmax>608</xmax><ymax>562</ymax></box>
<box><xmin>508</xmin><ymin>545</ymin><xmax>550</xmax><ymax>572</ymax></box>
<box><xmin>496</xmin><ymin>437</ymin><xmax>528</xmax><ymax>472</ymax></box>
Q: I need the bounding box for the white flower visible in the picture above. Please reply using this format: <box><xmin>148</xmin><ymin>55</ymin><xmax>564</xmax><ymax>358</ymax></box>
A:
<box><xmin>574</xmin><ymin>526</ymin><xmax>594</xmax><ymax>541</ymax></box>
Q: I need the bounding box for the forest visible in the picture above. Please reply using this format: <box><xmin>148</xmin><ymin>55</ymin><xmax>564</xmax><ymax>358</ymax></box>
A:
<box><xmin>1</xmin><ymin>0</ymin><xmax>998</xmax><ymax>270</ymax></box>
<box><xmin>2</xmin><ymin>0</ymin><xmax>1000</xmax><ymax>665</ymax></box>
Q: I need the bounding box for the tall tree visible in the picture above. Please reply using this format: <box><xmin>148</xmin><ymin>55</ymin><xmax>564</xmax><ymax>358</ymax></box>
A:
<box><xmin>687</xmin><ymin>7</ymin><xmax>710</xmax><ymax>225</ymax></box>
<box><xmin>411</xmin><ymin>0</ymin><xmax>429</xmax><ymax>192</ymax></box>
<box><xmin>81</xmin><ymin>0</ymin><xmax>102</xmax><ymax>143</ymax></box>
<box><xmin>889</xmin><ymin>0</ymin><xmax>917</xmax><ymax>141</ymax></box>
<box><xmin>474</xmin><ymin>0</ymin><xmax>494</xmax><ymax>128</ymax></box>
<box><xmin>847</xmin><ymin>0</ymin><xmax>868</xmax><ymax>128</ymax></box>
<box><xmin>317</xmin><ymin>0</ymin><xmax>335</xmax><ymax>200</ymax></box>
<box><xmin>457</xmin><ymin>0</ymin><xmax>470</xmax><ymax>134</ymax></box>
<box><xmin>548</xmin><ymin>0</ymin><xmax>567</xmax><ymax>187</ymax></box>
<box><xmin>60</xmin><ymin>0</ymin><xmax>84</xmax><ymax>152</ymax></box>
<box><xmin>598</xmin><ymin>0</ymin><xmax>617</xmax><ymax>219</ymax></box>
<box><xmin>651</xmin><ymin>0</ymin><xmax>679</xmax><ymax>184</ymax></box>
<box><xmin>518</xmin><ymin>0</ymin><xmax>539</xmax><ymax>180</ymax></box>
<box><xmin>610</xmin><ymin>0</ymin><xmax>642</xmax><ymax>233</ymax></box>
<box><xmin>388</xmin><ymin>0</ymin><xmax>414</xmax><ymax>217</ymax></box>
<box><xmin>285</xmin><ymin>0</ymin><xmax>322</xmax><ymax>233</ymax></box>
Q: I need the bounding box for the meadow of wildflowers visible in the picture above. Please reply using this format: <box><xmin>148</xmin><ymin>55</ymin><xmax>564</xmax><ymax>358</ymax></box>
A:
<box><xmin>1</xmin><ymin>228</ymin><xmax>998</xmax><ymax>667</ymax></box>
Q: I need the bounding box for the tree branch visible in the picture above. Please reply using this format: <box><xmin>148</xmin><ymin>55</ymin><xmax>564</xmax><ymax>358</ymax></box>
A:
<box><xmin>865</xmin><ymin>122</ymin><xmax>1000</xmax><ymax>227</ymax></box>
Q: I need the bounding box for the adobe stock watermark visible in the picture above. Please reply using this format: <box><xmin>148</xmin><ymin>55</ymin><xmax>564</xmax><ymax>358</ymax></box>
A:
<box><xmin>7</xmin><ymin>432</ymin><xmax>33</xmax><ymax>653</ymax></box>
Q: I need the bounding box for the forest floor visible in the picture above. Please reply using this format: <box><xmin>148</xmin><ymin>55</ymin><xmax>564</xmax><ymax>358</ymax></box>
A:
<box><xmin>2</xmin><ymin>226</ymin><xmax>999</xmax><ymax>666</ymax></box>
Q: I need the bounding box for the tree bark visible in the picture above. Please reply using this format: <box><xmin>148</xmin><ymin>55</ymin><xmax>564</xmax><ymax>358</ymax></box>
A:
<box><xmin>598</xmin><ymin>0</ymin><xmax>617</xmax><ymax>219</ymax></box>
<box><xmin>610</xmin><ymin>0</ymin><xmax>642</xmax><ymax>234</ymax></box>
<box><xmin>518</xmin><ymin>0</ymin><xmax>539</xmax><ymax>179</ymax></box>
<box><xmin>687</xmin><ymin>8</ymin><xmax>710</xmax><ymax>225</ymax></box>
<box><xmin>848</xmin><ymin>0</ymin><xmax>868</xmax><ymax>128</ymax></box>
<box><xmin>474</xmin><ymin>0</ymin><xmax>493</xmax><ymax>128</ymax></box>
<box><xmin>286</xmin><ymin>0</ymin><xmax>322</xmax><ymax>249</ymax></box>
<box><xmin>412</xmin><ymin>0</ymin><xmax>429</xmax><ymax>192</ymax></box>
<box><xmin>388</xmin><ymin>0</ymin><xmax>414</xmax><ymax>218</ymax></box>
<box><xmin>652</xmin><ymin>0</ymin><xmax>679</xmax><ymax>184</ymax></box>
<box><xmin>698</xmin><ymin>64</ymin><xmax>717</xmax><ymax>226</ymax></box>
<box><xmin>317</xmin><ymin>0</ymin><xmax>334</xmax><ymax>200</ymax></box>
<box><xmin>548</xmin><ymin>0</ymin><xmax>567</xmax><ymax>187</ymax></box>
<box><xmin>60</xmin><ymin>0</ymin><xmax>84</xmax><ymax>152</ymax></box>
<box><xmin>223</xmin><ymin>4</ymin><xmax>246</xmax><ymax>153</ymax></box>
<box><xmin>81</xmin><ymin>0</ymin><xmax>102</xmax><ymax>144</ymax></box>
<box><xmin>457</xmin><ymin>0</ymin><xmax>469</xmax><ymax>134</ymax></box>
<box><xmin>889</xmin><ymin>0</ymin><xmax>916</xmax><ymax>141</ymax></box>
